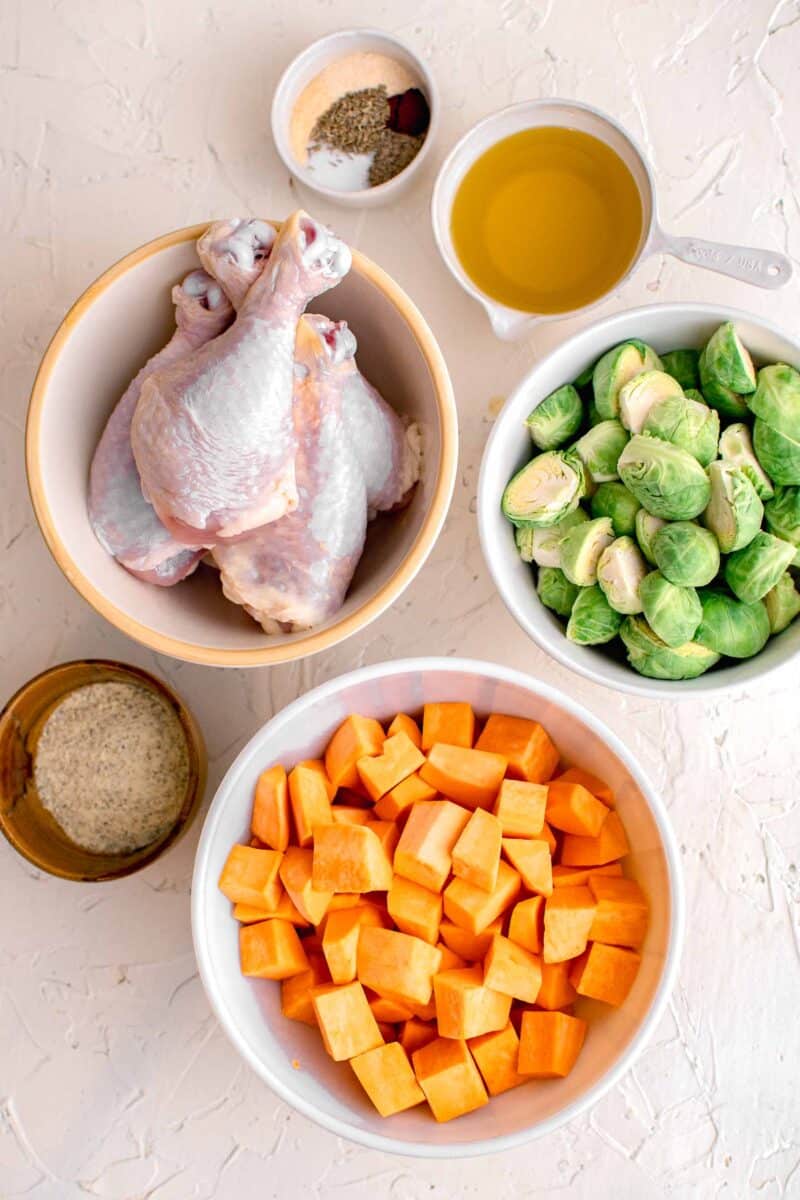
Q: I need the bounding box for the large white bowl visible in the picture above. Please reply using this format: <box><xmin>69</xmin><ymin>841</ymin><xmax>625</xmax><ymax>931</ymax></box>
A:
<box><xmin>479</xmin><ymin>303</ymin><xmax>800</xmax><ymax>698</ymax></box>
<box><xmin>191</xmin><ymin>657</ymin><xmax>683</xmax><ymax>1158</ymax></box>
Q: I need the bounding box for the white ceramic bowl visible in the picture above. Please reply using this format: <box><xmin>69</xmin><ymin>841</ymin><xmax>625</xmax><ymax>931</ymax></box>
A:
<box><xmin>191</xmin><ymin>657</ymin><xmax>683</xmax><ymax>1158</ymax></box>
<box><xmin>479</xmin><ymin>303</ymin><xmax>800</xmax><ymax>698</ymax></box>
<box><xmin>271</xmin><ymin>29</ymin><xmax>438</xmax><ymax>208</ymax></box>
<box><xmin>26</xmin><ymin>223</ymin><xmax>457</xmax><ymax>667</ymax></box>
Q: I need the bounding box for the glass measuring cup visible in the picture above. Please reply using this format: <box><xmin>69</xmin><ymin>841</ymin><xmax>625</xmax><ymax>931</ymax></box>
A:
<box><xmin>432</xmin><ymin>99</ymin><xmax>792</xmax><ymax>340</ymax></box>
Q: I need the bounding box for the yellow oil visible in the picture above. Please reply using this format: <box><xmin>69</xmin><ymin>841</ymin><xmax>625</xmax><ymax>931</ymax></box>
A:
<box><xmin>451</xmin><ymin>127</ymin><xmax>643</xmax><ymax>314</ymax></box>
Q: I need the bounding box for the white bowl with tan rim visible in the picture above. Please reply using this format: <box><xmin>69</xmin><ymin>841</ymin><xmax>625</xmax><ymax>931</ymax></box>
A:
<box><xmin>26</xmin><ymin>222</ymin><xmax>457</xmax><ymax>667</ymax></box>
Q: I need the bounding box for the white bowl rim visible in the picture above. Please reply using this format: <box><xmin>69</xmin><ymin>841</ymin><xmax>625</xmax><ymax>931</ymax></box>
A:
<box><xmin>191</xmin><ymin>655</ymin><xmax>686</xmax><ymax>1158</ymax></box>
<box><xmin>478</xmin><ymin>301</ymin><xmax>800</xmax><ymax>699</ymax></box>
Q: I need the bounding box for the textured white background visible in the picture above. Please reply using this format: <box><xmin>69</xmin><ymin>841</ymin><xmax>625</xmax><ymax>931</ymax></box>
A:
<box><xmin>1</xmin><ymin>0</ymin><xmax>799</xmax><ymax>1196</ymax></box>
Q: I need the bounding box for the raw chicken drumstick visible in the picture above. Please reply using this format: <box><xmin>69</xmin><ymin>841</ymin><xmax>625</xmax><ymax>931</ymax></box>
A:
<box><xmin>196</xmin><ymin>218</ymin><xmax>276</xmax><ymax>310</ymax></box>
<box><xmin>131</xmin><ymin>210</ymin><xmax>351</xmax><ymax>543</ymax></box>
<box><xmin>88</xmin><ymin>269</ymin><xmax>233</xmax><ymax>584</ymax></box>
<box><xmin>212</xmin><ymin>316</ymin><xmax>369</xmax><ymax>632</ymax></box>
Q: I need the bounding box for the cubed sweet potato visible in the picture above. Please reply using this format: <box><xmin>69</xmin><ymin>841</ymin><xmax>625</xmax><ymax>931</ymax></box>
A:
<box><xmin>588</xmin><ymin>876</ymin><xmax>649</xmax><ymax>948</ymax></box>
<box><xmin>443</xmin><ymin>860</ymin><xmax>521</xmax><ymax>935</ymax></box>
<box><xmin>251</xmin><ymin>765</ymin><xmax>290</xmax><ymax>851</ymax></box>
<box><xmin>475</xmin><ymin>714</ymin><xmax>559</xmax><ymax>783</ymax></box>
<box><xmin>434</xmin><ymin>966</ymin><xmax>512</xmax><ymax>1040</ymax></box>
<box><xmin>451</xmin><ymin>808</ymin><xmax>502</xmax><ymax>892</ymax></box>
<box><xmin>536</xmin><ymin>960</ymin><xmax>578</xmax><ymax>1010</ymax></box>
<box><xmin>543</xmin><ymin>886</ymin><xmax>597</xmax><ymax>964</ymax></box>
<box><xmin>350</xmin><ymin>1042</ymin><xmax>425</xmax><ymax>1117</ymax></box>
<box><xmin>239</xmin><ymin>919</ymin><xmax>309</xmax><ymax>980</ymax></box>
<box><xmin>560</xmin><ymin>812</ymin><xmax>629</xmax><ymax>867</ymax></box>
<box><xmin>551</xmin><ymin>863</ymin><xmax>623</xmax><ymax>888</ymax></box>
<box><xmin>493</xmin><ymin>779</ymin><xmax>547</xmax><ymax>837</ymax></box>
<box><xmin>411</xmin><ymin>1038</ymin><xmax>488</xmax><ymax>1122</ymax></box>
<box><xmin>218</xmin><ymin>844</ymin><xmax>283</xmax><ymax>909</ymax></box>
<box><xmin>518</xmin><ymin>1011</ymin><xmax>587</xmax><ymax>1077</ymax></box>
<box><xmin>394</xmin><ymin>799</ymin><xmax>470</xmax><ymax>893</ymax></box>
<box><xmin>507</xmin><ymin>896</ymin><xmax>544</xmax><ymax>955</ymax></box>
<box><xmin>312</xmin><ymin>824</ymin><xmax>393</xmax><ymax>893</ymax></box>
<box><xmin>554</xmin><ymin>766</ymin><xmax>614</xmax><ymax>806</ymax></box>
<box><xmin>387</xmin><ymin>876</ymin><xmax>443</xmax><ymax>944</ymax></box>
<box><xmin>311</xmin><ymin>981</ymin><xmax>384</xmax><ymax>1061</ymax></box>
<box><xmin>570</xmin><ymin>942</ymin><xmax>641</xmax><ymax>1006</ymax></box>
<box><xmin>374</xmin><ymin>772</ymin><xmax>437</xmax><ymax>822</ymax></box>
<box><xmin>420</xmin><ymin>743</ymin><xmax>508</xmax><ymax>811</ymax></box>
<box><xmin>281</xmin><ymin>953</ymin><xmax>329</xmax><ymax>1024</ymax></box>
<box><xmin>468</xmin><ymin>1022</ymin><xmax>529</xmax><ymax>1095</ymax></box>
<box><xmin>331</xmin><ymin>806</ymin><xmax>371</xmax><ymax>826</ymax></box>
<box><xmin>438</xmin><ymin>918</ymin><xmax>502</xmax><ymax>962</ymax></box>
<box><xmin>421</xmin><ymin>702</ymin><xmax>476</xmax><ymax>751</ymax></box>
<box><xmin>483</xmin><ymin>933</ymin><xmax>542</xmax><ymax>1003</ymax></box>
<box><xmin>399</xmin><ymin>1016</ymin><xmax>438</xmax><ymax>1055</ymax></box>
<box><xmin>288</xmin><ymin>762</ymin><xmax>332</xmax><ymax>847</ymax></box>
<box><xmin>322</xmin><ymin>905</ymin><xmax>385</xmax><ymax>984</ymax></box>
<box><xmin>325</xmin><ymin>715</ymin><xmax>385</xmax><ymax>791</ymax></box>
<box><xmin>546</xmin><ymin>780</ymin><xmax>610</xmax><ymax>837</ymax></box>
<box><xmin>386</xmin><ymin>712</ymin><xmax>422</xmax><ymax>748</ymax></box>
<box><xmin>357</xmin><ymin>926</ymin><xmax>442</xmax><ymax>1006</ymax></box>
<box><xmin>279</xmin><ymin>846</ymin><xmax>333</xmax><ymax>925</ymax></box>
<box><xmin>356</xmin><ymin>731</ymin><xmax>426</xmax><ymax>802</ymax></box>
<box><xmin>501</xmin><ymin>838</ymin><xmax>552</xmax><ymax>897</ymax></box>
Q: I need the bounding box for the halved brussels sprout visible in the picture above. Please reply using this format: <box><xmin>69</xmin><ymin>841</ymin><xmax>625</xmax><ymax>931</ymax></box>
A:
<box><xmin>560</xmin><ymin>517</ymin><xmax>615</xmax><ymax>586</ymax></box>
<box><xmin>695</xmin><ymin>589</ymin><xmax>770</xmax><ymax>658</ymax></box>
<box><xmin>596</xmin><ymin>536</ymin><xmax>647</xmax><ymax>614</ymax></box>
<box><xmin>684</xmin><ymin>388</ymin><xmax>705</xmax><ymax>403</ymax></box>
<box><xmin>618</xmin><ymin>370</ymin><xmax>684</xmax><ymax>434</ymax></box>
<box><xmin>635</xmin><ymin>509</ymin><xmax>667</xmax><ymax>565</ymax></box>
<box><xmin>590</xmin><ymin>482</ymin><xmax>640</xmax><ymax>536</ymax></box>
<box><xmin>764</xmin><ymin>486</ymin><xmax>800</xmax><ymax>565</ymax></box>
<box><xmin>698</xmin><ymin>347</ymin><xmax>750</xmax><ymax>418</ymax></box>
<box><xmin>573</xmin><ymin>360</ymin><xmax>597</xmax><ymax>390</ymax></box>
<box><xmin>660</xmin><ymin>348</ymin><xmax>700</xmax><ymax>391</ymax></box>
<box><xmin>652</xmin><ymin>521</ymin><xmax>720</xmax><ymax>587</ymax></box>
<box><xmin>640</xmin><ymin>571</ymin><xmax>702</xmax><ymax>647</ymax></box>
<box><xmin>703</xmin><ymin>462</ymin><xmax>764</xmax><ymax>554</ymax></box>
<box><xmin>537</xmin><ymin>566</ymin><xmax>580</xmax><ymax>617</ymax></box>
<box><xmin>701</xmin><ymin>322</ymin><xmax>756</xmax><ymax>394</ymax></box>
<box><xmin>764</xmin><ymin>572</ymin><xmax>800</xmax><ymax>634</ymax></box>
<box><xmin>620</xmin><ymin>616</ymin><xmax>720</xmax><ymax>679</ymax></box>
<box><xmin>523</xmin><ymin>509</ymin><xmax>589</xmax><ymax>567</ymax></box>
<box><xmin>592</xmin><ymin>341</ymin><xmax>662</xmax><ymax>420</ymax></box>
<box><xmin>566</xmin><ymin>585</ymin><xmax>623</xmax><ymax>644</ymax></box>
<box><xmin>572</xmin><ymin>420</ymin><xmax>629</xmax><ymax>483</ymax></box>
<box><xmin>718</xmin><ymin>422</ymin><xmax>774</xmax><ymax>500</ymax></box>
<box><xmin>747</xmin><ymin>363</ymin><xmax>800</xmax><ymax>439</ymax></box>
<box><xmin>514</xmin><ymin>525</ymin><xmax>536</xmax><ymax>562</ymax></box>
<box><xmin>724</xmin><ymin>531</ymin><xmax>797</xmax><ymax>604</ymax></box>
<box><xmin>753</xmin><ymin>417</ymin><xmax>800</xmax><ymax>486</ymax></box>
<box><xmin>526</xmin><ymin>384</ymin><xmax>583</xmax><ymax>451</ymax></box>
<box><xmin>502</xmin><ymin>449</ymin><xmax>586</xmax><ymax>528</ymax></box>
<box><xmin>617</xmin><ymin>435</ymin><xmax>711</xmax><ymax>520</ymax></box>
<box><xmin>642</xmin><ymin>393</ymin><xmax>719</xmax><ymax>468</ymax></box>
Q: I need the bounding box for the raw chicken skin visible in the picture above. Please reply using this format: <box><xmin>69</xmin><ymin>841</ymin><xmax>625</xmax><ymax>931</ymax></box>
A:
<box><xmin>131</xmin><ymin>210</ymin><xmax>352</xmax><ymax>543</ymax></box>
<box><xmin>197</xmin><ymin>218</ymin><xmax>276</xmax><ymax>310</ymax></box>
<box><xmin>212</xmin><ymin>317</ymin><xmax>369</xmax><ymax>632</ymax></box>
<box><xmin>88</xmin><ymin>269</ymin><xmax>233</xmax><ymax>583</ymax></box>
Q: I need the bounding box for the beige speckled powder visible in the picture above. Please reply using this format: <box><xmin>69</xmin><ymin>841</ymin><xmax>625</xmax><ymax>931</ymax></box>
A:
<box><xmin>34</xmin><ymin>681</ymin><xmax>189</xmax><ymax>855</ymax></box>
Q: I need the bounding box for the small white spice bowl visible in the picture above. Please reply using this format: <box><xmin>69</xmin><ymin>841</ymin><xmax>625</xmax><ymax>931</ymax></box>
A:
<box><xmin>271</xmin><ymin>29</ymin><xmax>438</xmax><ymax>208</ymax></box>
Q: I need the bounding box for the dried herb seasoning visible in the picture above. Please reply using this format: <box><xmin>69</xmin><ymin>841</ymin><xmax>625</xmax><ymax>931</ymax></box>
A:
<box><xmin>368</xmin><ymin>129</ymin><xmax>424</xmax><ymax>187</ymax></box>
<box><xmin>308</xmin><ymin>83</ymin><xmax>428</xmax><ymax>188</ymax></box>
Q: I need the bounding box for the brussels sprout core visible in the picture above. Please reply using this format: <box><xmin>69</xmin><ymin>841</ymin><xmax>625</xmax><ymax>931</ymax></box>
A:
<box><xmin>617</xmin><ymin>435</ymin><xmax>711</xmax><ymax>520</ymax></box>
<box><xmin>596</xmin><ymin>536</ymin><xmax>647</xmax><ymax>614</ymax></box>
<box><xmin>718</xmin><ymin>422</ymin><xmax>774</xmax><ymax>500</ymax></box>
<box><xmin>560</xmin><ymin>517</ymin><xmax>615</xmax><ymax>586</ymax></box>
<box><xmin>526</xmin><ymin>384</ymin><xmax>583</xmax><ymax>450</ymax></box>
<box><xmin>703</xmin><ymin>462</ymin><xmax>763</xmax><ymax>554</ymax></box>
<box><xmin>502</xmin><ymin>449</ymin><xmax>585</xmax><ymax>528</ymax></box>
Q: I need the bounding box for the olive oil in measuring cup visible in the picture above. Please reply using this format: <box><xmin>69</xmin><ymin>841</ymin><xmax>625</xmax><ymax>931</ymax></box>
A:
<box><xmin>450</xmin><ymin>127</ymin><xmax>643</xmax><ymax>315</ymax></box>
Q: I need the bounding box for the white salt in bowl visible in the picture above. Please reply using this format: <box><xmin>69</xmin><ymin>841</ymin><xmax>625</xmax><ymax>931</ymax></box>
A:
<box><xmin>191</xmin><ymin>657</ymin><xmax>684</xmax><ymax>1157</ymax></box>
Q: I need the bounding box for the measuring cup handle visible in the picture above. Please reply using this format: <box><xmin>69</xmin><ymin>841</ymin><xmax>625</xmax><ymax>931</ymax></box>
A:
<box><xmin>659</xmin><ymin>231</ymin><xmax>792</xmax><ymax>290</ymax></box>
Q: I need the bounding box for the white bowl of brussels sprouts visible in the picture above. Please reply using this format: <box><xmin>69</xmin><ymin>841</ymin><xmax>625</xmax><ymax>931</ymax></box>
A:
<box><xmin>478</xmin><ymin>304</ymin><xmax>800</xmax><ymax>696</ymax></box>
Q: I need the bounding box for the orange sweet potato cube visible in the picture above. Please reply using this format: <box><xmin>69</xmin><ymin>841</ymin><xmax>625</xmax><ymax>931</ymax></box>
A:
<box><xmin>356</xmin><ymin>731</ymin><xmax>426</xmax><ymax>802</ymax></box>
<box><xmin>251</xmin><ymin>765</ymin><xmax>290</xmax><ymax>851</ymax></box>
<box><xmin>279</xmin><ymin>846</ymin><xmax>333</xmax><ymax>925</ymax></box>
<box><xmin>297</xmin><ymin>758</ymin><xmax>337</xmax><ymax>800</ymax></box>
<box><xmin>386</xmin><ymin>712</ymin><xmax>422</xmax><ymax>748</ymax></box>
<box><xmin>387</xmin><ymin>876</ymin><xmax>442</xmax><ymax>944</ymax></box>
<box><xmin>281</xmin><ymin>953</ymin><xmax>329</xmax><ymax>1024</ymax></box>
<box><xmin>438</xmin><ymin>918</ymin><xmax>502</xmax><ymax>962</ymax></box>
<box><xmin>588</xmin><ymin>876</ymin><xmax>649</xmax><ymax>948</ymax></box>
<box><xmin>364</xmin><ymin>819</ymin><xmax>399</xmax><ymax>858</ymax></box>
<box><xmin>552</xmin><ymin>863</ymin><xmax>623</xmax><ymax>888</ymax></box>
<box><xmin>325</xmin><ymin>715</ymin><xmax>385</xmax><ymax>791</ymax></box>
<box><xmin>475</xmin><ymin>714</ymin><xmax>559</xmax><ymax>783</ymax></box>
<box><xmin>554</xmin><ymin>766</ymin><xmax>614</xmax><ymax>807</ymax></box>
<box><xmin>374</xmin><ymin>772</ymin><xmax>437</xmax><ymax>822</ymax></box>
<box><xmin>451</xmin><ymin>808</ymin><xmax>502</xmax><ymax>892</ymax></box>
<box><xmin>400</xmin><ymin>1016</ymin><xmax>438</xmax><ymax>1055</ymax></box>
<box><xmin>312</xmin><ymin>824</ymin><xmax>393</xmax><ymax>893</ymax></box>
<box><xmin>468</xmin><ymin>1022</ymin><xmax>529</xmax><ymax>1095</ymax></box>
<box><xmin>536</xmin><ymin>959</ymin><xmax>578</xmax><ymax>1010</ymax></box>
<box><xmin>357</xmin><ymin>926</ymin><xmax>442</xmax><ymax>1006</ymax></box>
<box><xmin>518</xmin><ymin>1010</ymin><xmax>587</xmax><ymax>1077</ymax></box>
<box><xmin>288</xmin><ymin>763</ymin><xmax>332</xmax><ymax>847</ymax></box>
<box><xmin>501</xmin><ymin>838</ymin><xmax>552</xmax><ymax>897</ymax></box>
<box><xmin>543</xmin><ymin>887</ymin><xmax>597</xmax><ymax>964</ymax></box>
<box><xmin>443</xmin><ymin>860</ymin><xmax>521</xmax><ymax>935</ymax></box>
<box><xmin>421</xmin><ymin>702</ymin><xmax>476</xmax><ymax>751</ymax></box>
<box><xmin>508</xmin><ymin>896</ymin><xmax>544</xmax><ymax>954</ymax></box>
<box><xmin>436</xmin><ymin>941</ymin><xmax>467</xmax><ymax>971</ymax></box>
<box><xmin>322</xmin><ymin>905</ymin><xmax>384</xmax><ymax>984</ymax></box>
<box><xmin>570</xmin><ymin>942</ymin><xmax>641</xmax><ymax>1006</ymax></box>
<box><xmin>546</xmin><ymin>780</ymin><xmax>610</xmax><ymax>837</ymax></box>
<box><xmin>325</xmin><ymin>892</ymin><xmax>363</xmax><ymax>913</ymax></box>
<box><xmin>218</xmin><ymin>844</ymin><xmax>283</xmax><ymax>908</ymax></box>
<box><xmin>434</xmin><ymin>966</ymin><xmax>512</xmax><ymax>1040</ymax></box>
<box><xmin>483</xmin><ymin>933</ymin><xmax>542</xmax><ymax>1003</ymax></box>
<box><xmin>368</xmin><ymin>993</ymin><xmax>414</xmax><ymax>1023</ymax></box>
<box><xmin>239</xmin><ymin>918</ymin><xmax>309</xmax><ymax>980</ymax></box>
<box><xmin>420</xmin><ymin>744</ymin><xmax>508</xmax><ymax>811</ymax></box>
<box><xmin>411</xmin><ymin>1038</ymin><xmax>489</xmax><ymax>1122</ymax></box>
<box><xmin>394</xmin><ymin>799</ymin><xmax>470</xmax><ymax>893</ymax></box>
<box><xmin>350</xmin><ymin>1042</ymin><xmax>425</xmax><ymax>1117</ymax></box>
<box><xmin>311</xmin><ymin>981</ymin><xmax>384</xmax><ymax>1061</ymax></box>
<box><xmin>233</xmin><ymin>889</ymin><xmax>309</xmax><ymax>927</ymax></box>
<box><xmin>561</xmin><ymin>812</ymin><xmax>630</xmax><ymax>867</ymax></box>
<box><xmin>493</xmin><ymin>779</ymin><xmax>547</xmax><ymax>837</ymax></box>
<box><xmin>331</xmin><ymin>806</ymin><xmax>371</xmax><ymax>826</ymax></box>
<box><xmin>541</xmin><ymin>821</ymin><xmax>557</xmax><ymax>855</ymax></box>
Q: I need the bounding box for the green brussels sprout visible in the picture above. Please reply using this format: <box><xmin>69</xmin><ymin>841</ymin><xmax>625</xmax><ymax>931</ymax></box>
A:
<box><xmin>502</xmin><ymin>449</ymin><xmax>586</xmax><ymax>528</ymax></box>
<box><xmin>764</xmin><ymin>486</ymin><xmax>800</xmax><ymax>565</ymax></box>
<box><xmin>592</xmin><ymin>340</ymin><xmax>662</xmax><ymax>419</ymax></box>
<box><xmin>573</xmin><ymin>360</ymin><xmax>597</xmax><ymax>390</ymax></box>
<box><xmin>523</xmin><ymin>509</ymin><xmax>589</xmax><ymax>567</ymax></box>
<box><xmin>698</xmin><ymin>347</ymin><xmax>750</xmax><ymax>418</ymax></box>
<box><xmin>660</xmin><ymin>348</ymin><xmax>700</xmax><ymax>391</ymax></box>
<box><xmin>590</xmin><ymin>482</ymin><xmax>641</xmax><ymax>536</ymax></box>
<box><xmin>703</xmin><ymin>462</ymin><xmax>764</xmax><ymax>553</ymax></box>
<box><xmin>652</xmin><ymin>521</ymin><xmax>720</xmax><ymax>587</ymax></box>
<box><xmin>620</xmin><ymin>616</ymin><xmax>720</xmax><ymax>679</ymax></box>
<box><xmin>572</xmin><ymin>420</ymin><xmax>629</xmax><ymax>483</ymax></box>
<box><xmin>560</xmin><ymin>517</ymin><xmax>615</xmax><ymax>586</ymax></box>
<box><xmin>596</xmin><ymin>536</ymin><xmax>647</xmax><ymax>614</ymax></box>
<box><xmin>586</xmin><ymin>397</ymin><xmax>605</xmax><ymax>427</ymax></box>
<box><xmin>695</xmin><ymin>589</ymin><xmax>770</xmax><ymax>658</ymax></box>
<box><xmin>640</xmin><ymin>571</ymin><xmax>702</xmax><ymax>647</ymax></box>
<box><xmin>747</xmin><ymin>363</ymin><xmax>800</xmax><ymax>438</ymax></box>
<box><xmin>537</xmin><ymin>566</ymin><xmax>580</xmax><ymax>617</ymax></box>
<box><xmin>566</xmin><ymin>585</ymin><xmax>623</xmax><ymax>644</ymax></box>
<box><xmin>753</xmin><ymin>417</ymin><xmax>800</xmax><ymax>486</ymax></box>
<box><xmin>684</xmin><ymin>388</ymin><xmax>705</xmax><ymax>403</ymax></box>
<box><xmin>525</xmin><ymin>384</ymin><xmax>584</xmax><ymax>451</ymax></box>
<box><xmin>701</xmin><ymin>322</ymin><xmax>756</xmax><ymax>394</ymax></box>
<box><xmin>718</xmin><ymin>422</ymin><xmax>774</xmax><ymax>500</ymax></box>
<box><xmin>635</xmin><ymin>509</ymin><xmax>667</xmax><ymax>564</ymax></box>
<box><xmin>724</xmin><ymin>531</ymin><xmax>797</xmax><ymax>604</ymax></box>
<box><xmin>514</xmin><ymin>525</ymin><xmax>536</xmax><ymax>562</ymax></box>
<box><xmin>764</xmin><ymin>572</ymin><xmax>800</xmax><ymax>634</ymax></box>
<box><xmin>617</xmin><ymin>435</ymin><xmax>711</xmax><ymax>520</ymax></box>
<box><xmin>619</xmin><ymin>370</ymin><xmax>684</xmax><ymax>434</ymax></box>
<box><xmin>641</xmin><ymin>393</ymin><xmax>719</xmax><ymax>468</ymax></box>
